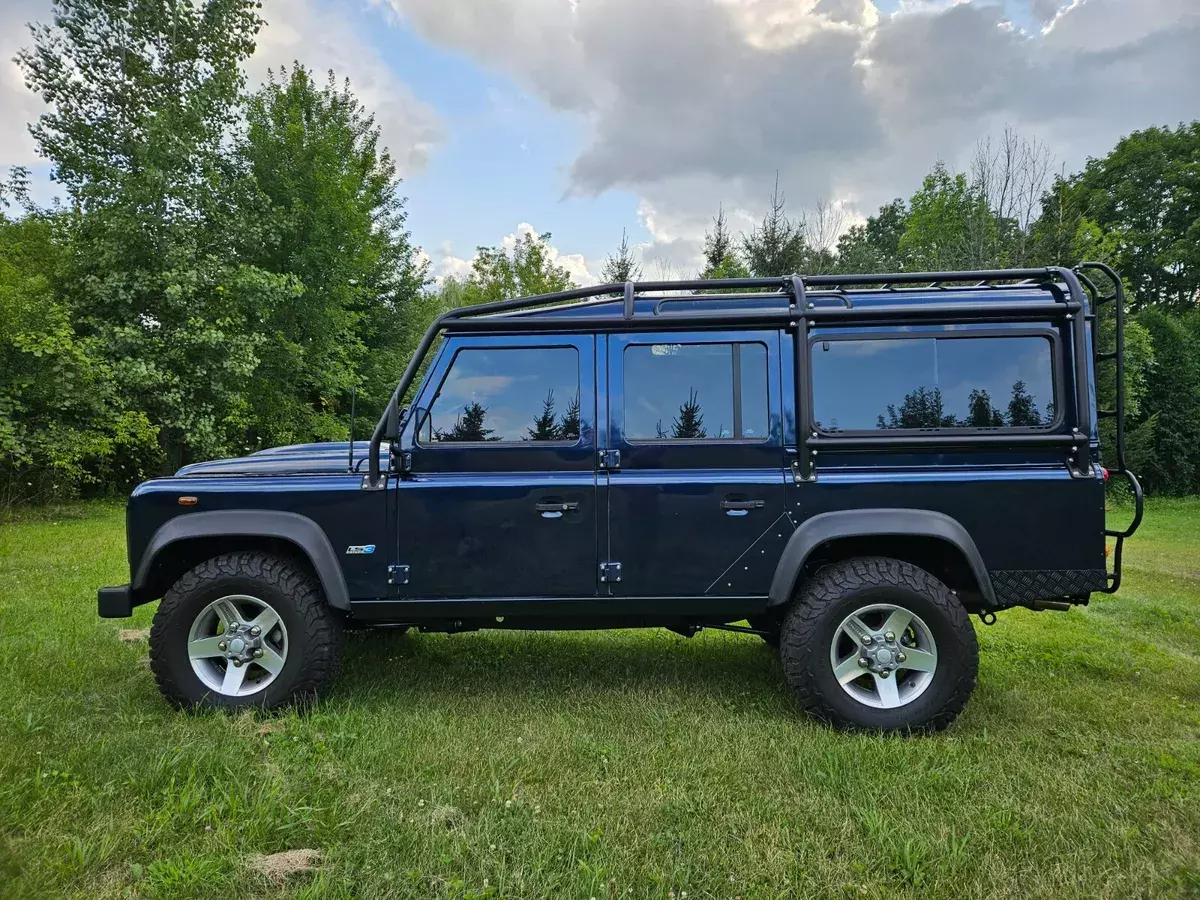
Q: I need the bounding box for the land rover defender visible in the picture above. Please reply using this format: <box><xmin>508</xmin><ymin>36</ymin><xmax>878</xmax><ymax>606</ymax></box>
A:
<box><xmin>98</xmin><ymin>263</ymin><xmax>1142</xmax><ymax>732</ymax></box>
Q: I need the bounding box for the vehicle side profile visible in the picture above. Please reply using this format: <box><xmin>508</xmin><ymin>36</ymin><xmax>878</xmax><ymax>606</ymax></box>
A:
<box><xmin>98</xmin><ymin>263</ymin><xmax>1142</xmax><ymax>732</ymax></box>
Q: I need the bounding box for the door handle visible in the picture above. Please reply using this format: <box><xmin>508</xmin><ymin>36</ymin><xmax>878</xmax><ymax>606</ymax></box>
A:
<box><xmin>536</xmin><ymin>500</ymin><xmax>579</xmax><ymax>513</ymax></box>
<box><xmin>720</xmin><ymin>499</ymin><xmax>765</xmax><ymax>511</ymax></box>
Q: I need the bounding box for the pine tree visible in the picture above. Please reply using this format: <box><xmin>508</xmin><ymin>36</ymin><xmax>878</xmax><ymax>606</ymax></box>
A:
<box><xmin>557</xmin><ymin>394</ymin><xmax>581</xmax><ymax>441</ymax></box>
<box><xmin>703</xmin><ymin>206</ymin><xmax>734</xmax><ymax>273</ymax></box>
<box><xmin>672</xmin><ymin>389</ymin><xmax>707</xmax><ymax>438</ymax></box>
<box><xmin>600</xmin><ymin>229</ymin><xmax>641</xmax><ymax>283</ymax></box>
<box><xmin>442</xmin><ymin>402</ymin><xmax>498</xmax><ymax>442</ymax></box>
<box><xmin>527</xmin><ymin>390</ymin><xmax>559</xmax><ymax>441</ymax></box>
<box><xmin>742</xmin><ymin>175</ymin><xmax>809</xmax><ymax>277</ymax></box>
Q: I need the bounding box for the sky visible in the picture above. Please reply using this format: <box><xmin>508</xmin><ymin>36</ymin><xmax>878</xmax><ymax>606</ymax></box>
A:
<box><xmin>1</xmin><ymin>0</ymin><xmax>1198</xmax><ymax>285</ymax></box>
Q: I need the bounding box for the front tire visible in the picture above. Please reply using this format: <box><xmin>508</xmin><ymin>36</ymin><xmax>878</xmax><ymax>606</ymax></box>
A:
<box><xmin>149</xmin><ymin>551</ymin><xmax>342</xmax><ymax>710</ymax></box>
<box><xmin>779</xmin><ymin>557</ymin><xmax>978</xmax><ymax>733</ymax></box>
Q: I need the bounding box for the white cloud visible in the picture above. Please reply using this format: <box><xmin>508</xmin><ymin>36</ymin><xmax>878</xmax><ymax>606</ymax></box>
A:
<box><xmin>0</xmin><ymin>0</ymin><xmax>52</xmax><ymax>170</ymax></box>
<box><xmin>384</xmin><ymin>0</ymin><xmax>1200</xmax><ymax>270</ymax></box>
<box><xmin>432</xmin><ymin>224</ymin><xmax>600</xmax><ymax>286</ymax></box>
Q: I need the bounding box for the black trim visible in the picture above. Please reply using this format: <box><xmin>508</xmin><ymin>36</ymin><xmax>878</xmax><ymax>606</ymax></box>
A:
<box><xmin>348</xmin><ymin>595</ymin><xmax>766</xmax><ymax>622</ymax></box>
<box><xmin>134</xmin><ymin>510</ymin><xmax>351</xmax><ymax>610</ymax></box>
<box><xmin>766</xmin><ymin>508</ymin><xmax>996</xmax><ymax>608</ymax></box>
<box><xmin>990</xmin><ymin>568</ymin><xmax>1108</xmax><ymax>605</ymax></box>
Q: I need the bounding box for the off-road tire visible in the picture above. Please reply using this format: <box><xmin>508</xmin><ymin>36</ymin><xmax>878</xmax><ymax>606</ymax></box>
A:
<box><xmin>149</xmin><ymin>551</ymin><xmax>342</xmax><ymax>710</ymax></box>
<box><xmin>779</xmin><ymin>556</ymin><xmax>978</xmax><ymax>733</ymax></box>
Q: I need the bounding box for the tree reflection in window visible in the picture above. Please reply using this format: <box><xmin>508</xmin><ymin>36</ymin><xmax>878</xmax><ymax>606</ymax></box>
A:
<box><xmin>813</xmin><ymin>335</ymin><xmax>1054</xmax><ymax>432</ymax></box>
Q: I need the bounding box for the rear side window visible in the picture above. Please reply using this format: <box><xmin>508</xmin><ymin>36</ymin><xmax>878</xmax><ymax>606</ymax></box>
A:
<box><xmin>623</xmin><ymin>342</ymin><xmax>768</xmax><ymax>441</ymax></box>
<box><xmin>812</xmin><ymin>335</ymin><xmax>1055</xmax><ymax>432</ymax></box>
<box><xmin>425</xmin><ymin>347</ymin><xmax>580</xmax><ymax>443</ymax></box>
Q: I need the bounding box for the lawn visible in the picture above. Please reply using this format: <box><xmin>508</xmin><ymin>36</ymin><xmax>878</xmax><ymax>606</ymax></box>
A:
<box><xmin>0</xmin><ymin>500</ymin><xmax>1197</xmax><ymax>899</ymax></box>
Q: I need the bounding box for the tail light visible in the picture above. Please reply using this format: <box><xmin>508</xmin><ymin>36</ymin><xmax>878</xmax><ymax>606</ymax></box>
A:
<box><xmin>1101</xmin><ymin>467</ymin><xmax>1110</xmax><ymax>482</ymax></box>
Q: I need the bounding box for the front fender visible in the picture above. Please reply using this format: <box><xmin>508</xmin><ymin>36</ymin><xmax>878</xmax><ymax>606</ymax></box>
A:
<box><xmin>133</xmin><ymin>509</ymin><xmax>351</xmax><ymax>610</ymax></box>
<box><xmin>767</xmin><ymin>508</ymin><xmax>996</xmax><ymax>608</ymax></box>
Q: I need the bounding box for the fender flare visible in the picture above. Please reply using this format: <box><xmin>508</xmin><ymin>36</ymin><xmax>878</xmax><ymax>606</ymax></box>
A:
<box><xmin>767</xmin><ymin>508</ymin><xmax>996</xmax><ymax>608</ymax></box>
<box><xmin>133</xmin><ymin>509</ymin><xmax>351</xmax><ymax>610</ymax></box>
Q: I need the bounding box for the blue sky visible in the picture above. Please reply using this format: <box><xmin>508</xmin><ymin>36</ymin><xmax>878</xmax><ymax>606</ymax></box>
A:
<box><xmin>2</xmin><ymin>0</ymin><xmax>1197</xmax><ymax>283</ymax></box>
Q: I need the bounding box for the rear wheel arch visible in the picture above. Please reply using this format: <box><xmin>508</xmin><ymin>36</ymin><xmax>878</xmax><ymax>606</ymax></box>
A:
<box><xmin>768</xmin><ymin>509</ymin><xmax>996</xmax><ymax>612</ymax></box>
<box><xmin>134</xmin><ymin>510</ymin><xmax>350</xmax><ymax>611</ymax></box>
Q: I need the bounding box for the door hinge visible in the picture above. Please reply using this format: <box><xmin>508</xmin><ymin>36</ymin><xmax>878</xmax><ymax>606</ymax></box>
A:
<box><xmin>599</xmin><ymin>561</ymin><xmax>622</xmax><ymax>583</ymax></box>
<box><xmin>388</xmin><ymin>564</ymin><xmax>410</xmax><ymax>585</ymax></box>
<box><xmin>598</xmin><ymin>449</ymin><xmax>620</xmax><ymax>471</ymax></box>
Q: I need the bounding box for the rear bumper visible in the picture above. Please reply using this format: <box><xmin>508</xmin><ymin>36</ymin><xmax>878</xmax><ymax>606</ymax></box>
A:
<box><xmin>98</xmin><ymin>585</ymin><xmax>134</xmax><ymax>618</ymax></box>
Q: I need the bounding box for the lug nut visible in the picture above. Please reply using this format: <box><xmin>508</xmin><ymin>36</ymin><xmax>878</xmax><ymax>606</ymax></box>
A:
<box><xmin>218</xmin><ymin>640</ymin><xmax>227</xmax><ymax>651</ymax></box>
<box><xmin>253</xmin><ymin>648</ymin><xmax>263</xmax><ymax>659</ymax></box>
<box><xmin>879</xmin><ymin>669</ymin><xmax>890</xmax><ymax>679</ymax></box>
<box><xmin>885</xmin><ymin>631</ymin><xmax>895</xmax><ymax>643</ymax></box>
<box><xmin>897</xmin><ymin>652</ymin><xmax>907</xmax><ymax>663</ymax></box>
<box><xmin>250</xmin><ymin>626</ymin><xmax>261</xmax><ymax>637</ymax></box>
<box><xmin>232</xmin><ymin>658</ymin><xmax>243</xmax><ymax>667</ymax></box>
<box><xmin>861</xmin><ymin>634</ymin><xmax>873</xmax><ymax>645</ymax></box>
<box><xmin>858</xmin><ymin>657</ymin><xmax>870</xmax><ymax>668</ymax></box>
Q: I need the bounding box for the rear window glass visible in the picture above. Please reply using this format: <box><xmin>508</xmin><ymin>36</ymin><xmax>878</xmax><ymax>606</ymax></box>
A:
<box><xmin>623</xmin><ymin>342</ymin><xmax>768</xmax><ymax>441</ymax></box>
<box><xmin>812</xmin><ymin>335</ymin><xmax>1055</xmax><ymax>431</ymax></box>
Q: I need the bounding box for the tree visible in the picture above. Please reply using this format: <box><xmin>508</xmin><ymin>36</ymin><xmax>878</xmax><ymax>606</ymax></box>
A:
<box><xmin>835</xmin><ymin>199</ymin><xmax>908</xmax><ymax>273</ymax></box>
<box><xmin>878</xmin><ymin>387</ymin><xmax>956</xmax><ymax>429</ymax></box>
<box><xmin>440</xmin><ymin>402</ymin><xmax>499</xmax><ymax>442</ymax></box>
<box><xmin>558</xmin><ymin>394</ymin><xmax>581</xmax><ymax>441</ymax></box>
<box><xmin>238</xmin><ymin>65</ymin><xmax>427</xmax><ymax>445</ymax></box>
<box><xmin>528</xmin><ymin>390</ymin><xmax>560</xmax><ymax>441</ymax></box>
<box><xmin>600</xmin><ymin>228</ymin><xmax>641</xmax><ymax>283</ymax></box>
<box><xmin>742</xmin><ymin>176</ymin><xmax>810</xmax><ymax>277</ymax></box>
<box><xmin>966</xmin><ymin>389</ymin><xmax>1005</xmax><ymax>428</ymax></box>
<box><xmin>1129</xmin><ymin>310</ymin><xmax>1200</xmax><ymax>494</ymax></box>
<box><xmin>899</xmin><ymin>162</ymin><xmax>998</xmax><ymax>272</ymax></box>
<box><xmin>18</xmin><ymin>0</ymin><xmax>282</xmax><ymax>469</ymax></box>
<box><xmin>463</xmin><ymin>230</ymin><xmax>574</xmax><ymax>306</ymax></box>
<box><xmin>1032</xmin><ymin>123</ymin><xmax>1200</xmax><ymax>310</ymax></box>
<box><xmin>1006</xmin><ymin>381</ymin><xmax>1042</xmax><ymax>427</ymax></box>
<box><xmin>671</xmin><ymin>389</ymin><xmax>707</xmax><ymax>438</ymax></box>
<box><xmin>701</xmin><ymin>205</ymin><xmax>751</xmax><ymax>280</ymax></box>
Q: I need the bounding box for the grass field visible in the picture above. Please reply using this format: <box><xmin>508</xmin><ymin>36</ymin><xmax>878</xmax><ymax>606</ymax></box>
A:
<box><xmin>1</xmin><ymin>500</ymin><xmax>1198</xmax><ymax>899</ymax></box>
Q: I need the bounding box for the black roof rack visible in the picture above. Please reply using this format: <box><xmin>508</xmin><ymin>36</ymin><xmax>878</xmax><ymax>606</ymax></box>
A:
<box><xmin>368</xmin><ymin>266</ymin><xmax>1091</xmax><ymax>488</ymax></box>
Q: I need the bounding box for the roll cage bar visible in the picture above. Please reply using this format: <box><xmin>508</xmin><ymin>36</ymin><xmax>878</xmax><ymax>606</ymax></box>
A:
<box><xmin>368</xmin><ymin>264</ymin><xmax>1142</xmax><ymax>591</ymax></box>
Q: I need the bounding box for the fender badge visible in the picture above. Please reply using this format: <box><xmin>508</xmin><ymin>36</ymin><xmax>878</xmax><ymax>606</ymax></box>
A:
<box><xmin>346</xmin><ymin>545</ymin><xmax>376</xmax><ymax>555</ymax></box>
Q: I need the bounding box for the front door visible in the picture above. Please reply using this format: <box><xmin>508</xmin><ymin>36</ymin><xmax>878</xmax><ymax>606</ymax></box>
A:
<box><xmin>394</xmin><ymin>334</ymin><xmax>598</xmax><ymax>598</ymax></box>
<box><xmin>604</xmin><ymin>331</ymin><xmax>788</xmax><ymax>598</ymax></box>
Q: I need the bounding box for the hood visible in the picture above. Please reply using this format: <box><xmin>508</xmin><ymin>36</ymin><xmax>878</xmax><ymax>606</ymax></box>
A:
<box><xmin>174</xmin><ymin>441</ymin><xmax>388</xmax><ymax>477</ymax></box>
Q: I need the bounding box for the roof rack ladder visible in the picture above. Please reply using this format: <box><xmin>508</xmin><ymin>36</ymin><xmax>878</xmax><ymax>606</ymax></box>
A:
<box><xmin>1075</xmin><ymin>262</ymin><xmax>1144</xmax><ymax>593</ymax></box>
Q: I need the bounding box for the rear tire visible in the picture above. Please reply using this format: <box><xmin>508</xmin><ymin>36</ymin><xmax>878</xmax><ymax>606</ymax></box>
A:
<box><xmin>779</xmin><ymin>557</ymin><xmax>978</xmax><ymax>733</ymax></box>
<box><xmin>149</xmin><ymin>551</ymin><xmax>342</xmax><ymax>710</ymax></box>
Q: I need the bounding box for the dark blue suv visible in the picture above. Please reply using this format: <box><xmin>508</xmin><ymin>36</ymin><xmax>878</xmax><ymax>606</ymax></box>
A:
<box><xmin>98</xmin><ymin>263</ymin><xmax>1142</xmax><ymax>732</ymax></box>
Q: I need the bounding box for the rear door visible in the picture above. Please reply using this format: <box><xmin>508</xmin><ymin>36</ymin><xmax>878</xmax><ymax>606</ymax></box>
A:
<box><xmin>603</xmin><ymin>331</ymin><xmax>788</xmax><ymax>598</ymax></box>
<box><xmin>395</xmin><ymin>334</ymin><xmax>598</xmax><ymax>598</ymax></box>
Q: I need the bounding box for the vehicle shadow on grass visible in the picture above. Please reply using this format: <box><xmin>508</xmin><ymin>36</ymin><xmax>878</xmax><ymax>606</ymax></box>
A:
<box><xmin>333</xmin><ymin>626</ymin><xmax>794</xmax><ymax>711</ymax></box>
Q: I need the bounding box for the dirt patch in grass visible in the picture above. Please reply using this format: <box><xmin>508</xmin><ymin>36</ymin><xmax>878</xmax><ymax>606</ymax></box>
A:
<box><xmin>248</xmin><ymin>848</ymin><xmax>321</xmax><ymax>882</ymax></box>
<box><xmin>118</xmin><ymin>629</ymin><xmax>148</xmax><ymax>642</ymax></box>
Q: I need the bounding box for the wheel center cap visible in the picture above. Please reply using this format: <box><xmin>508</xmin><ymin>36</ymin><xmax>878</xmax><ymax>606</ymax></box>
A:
<box><xmin>875</xmin><ymin>647</ymin><xmax>894</xmax><ymax>665</ymax></box>
<box><xmin>229</xmin><ymin>637</ymin><xmax>246</xmax><ymax>654</ymax></box>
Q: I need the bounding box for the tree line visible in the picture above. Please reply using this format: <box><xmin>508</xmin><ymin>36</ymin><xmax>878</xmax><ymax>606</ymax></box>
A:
<box><xmin>2</xmin><ymin>0</ymin><xmax>1198</xmax><ymax>509</ymax></box>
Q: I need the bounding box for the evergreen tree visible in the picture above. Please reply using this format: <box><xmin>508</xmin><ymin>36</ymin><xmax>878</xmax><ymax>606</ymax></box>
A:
<box><xmin>742</xmin><ymin>177</ymin><xmax>809</xmax><ymax>277</ymax></box>
<box><xmin>528</xmin><ymin>390</ymin><xmax>560</xmax><ymax>441</ymax></box>
<box><xmin>672</xmin><ymin>389</ymin><xmax>707</xmax><ymax>439</ymax></box>
<box><xmin>557</xmin><ymin>394</ymin><xmax>581</xmax><ymax>441</ymax></box>
<box><xmin>600</xmin><ymin>229</ymin><xmax>641</xmax><ymax>283</ymax></box>
<box><xmin>441</xmin><ymin>402</ymin><xmax>498</xmax><ymax>442</ymax></box>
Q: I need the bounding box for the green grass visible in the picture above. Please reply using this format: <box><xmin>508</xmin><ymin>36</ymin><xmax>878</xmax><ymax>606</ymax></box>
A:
<box><xmin>1</xmin><ymin>500</ymin><xmax>1198</xmax><ymax>899</ymax></box>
